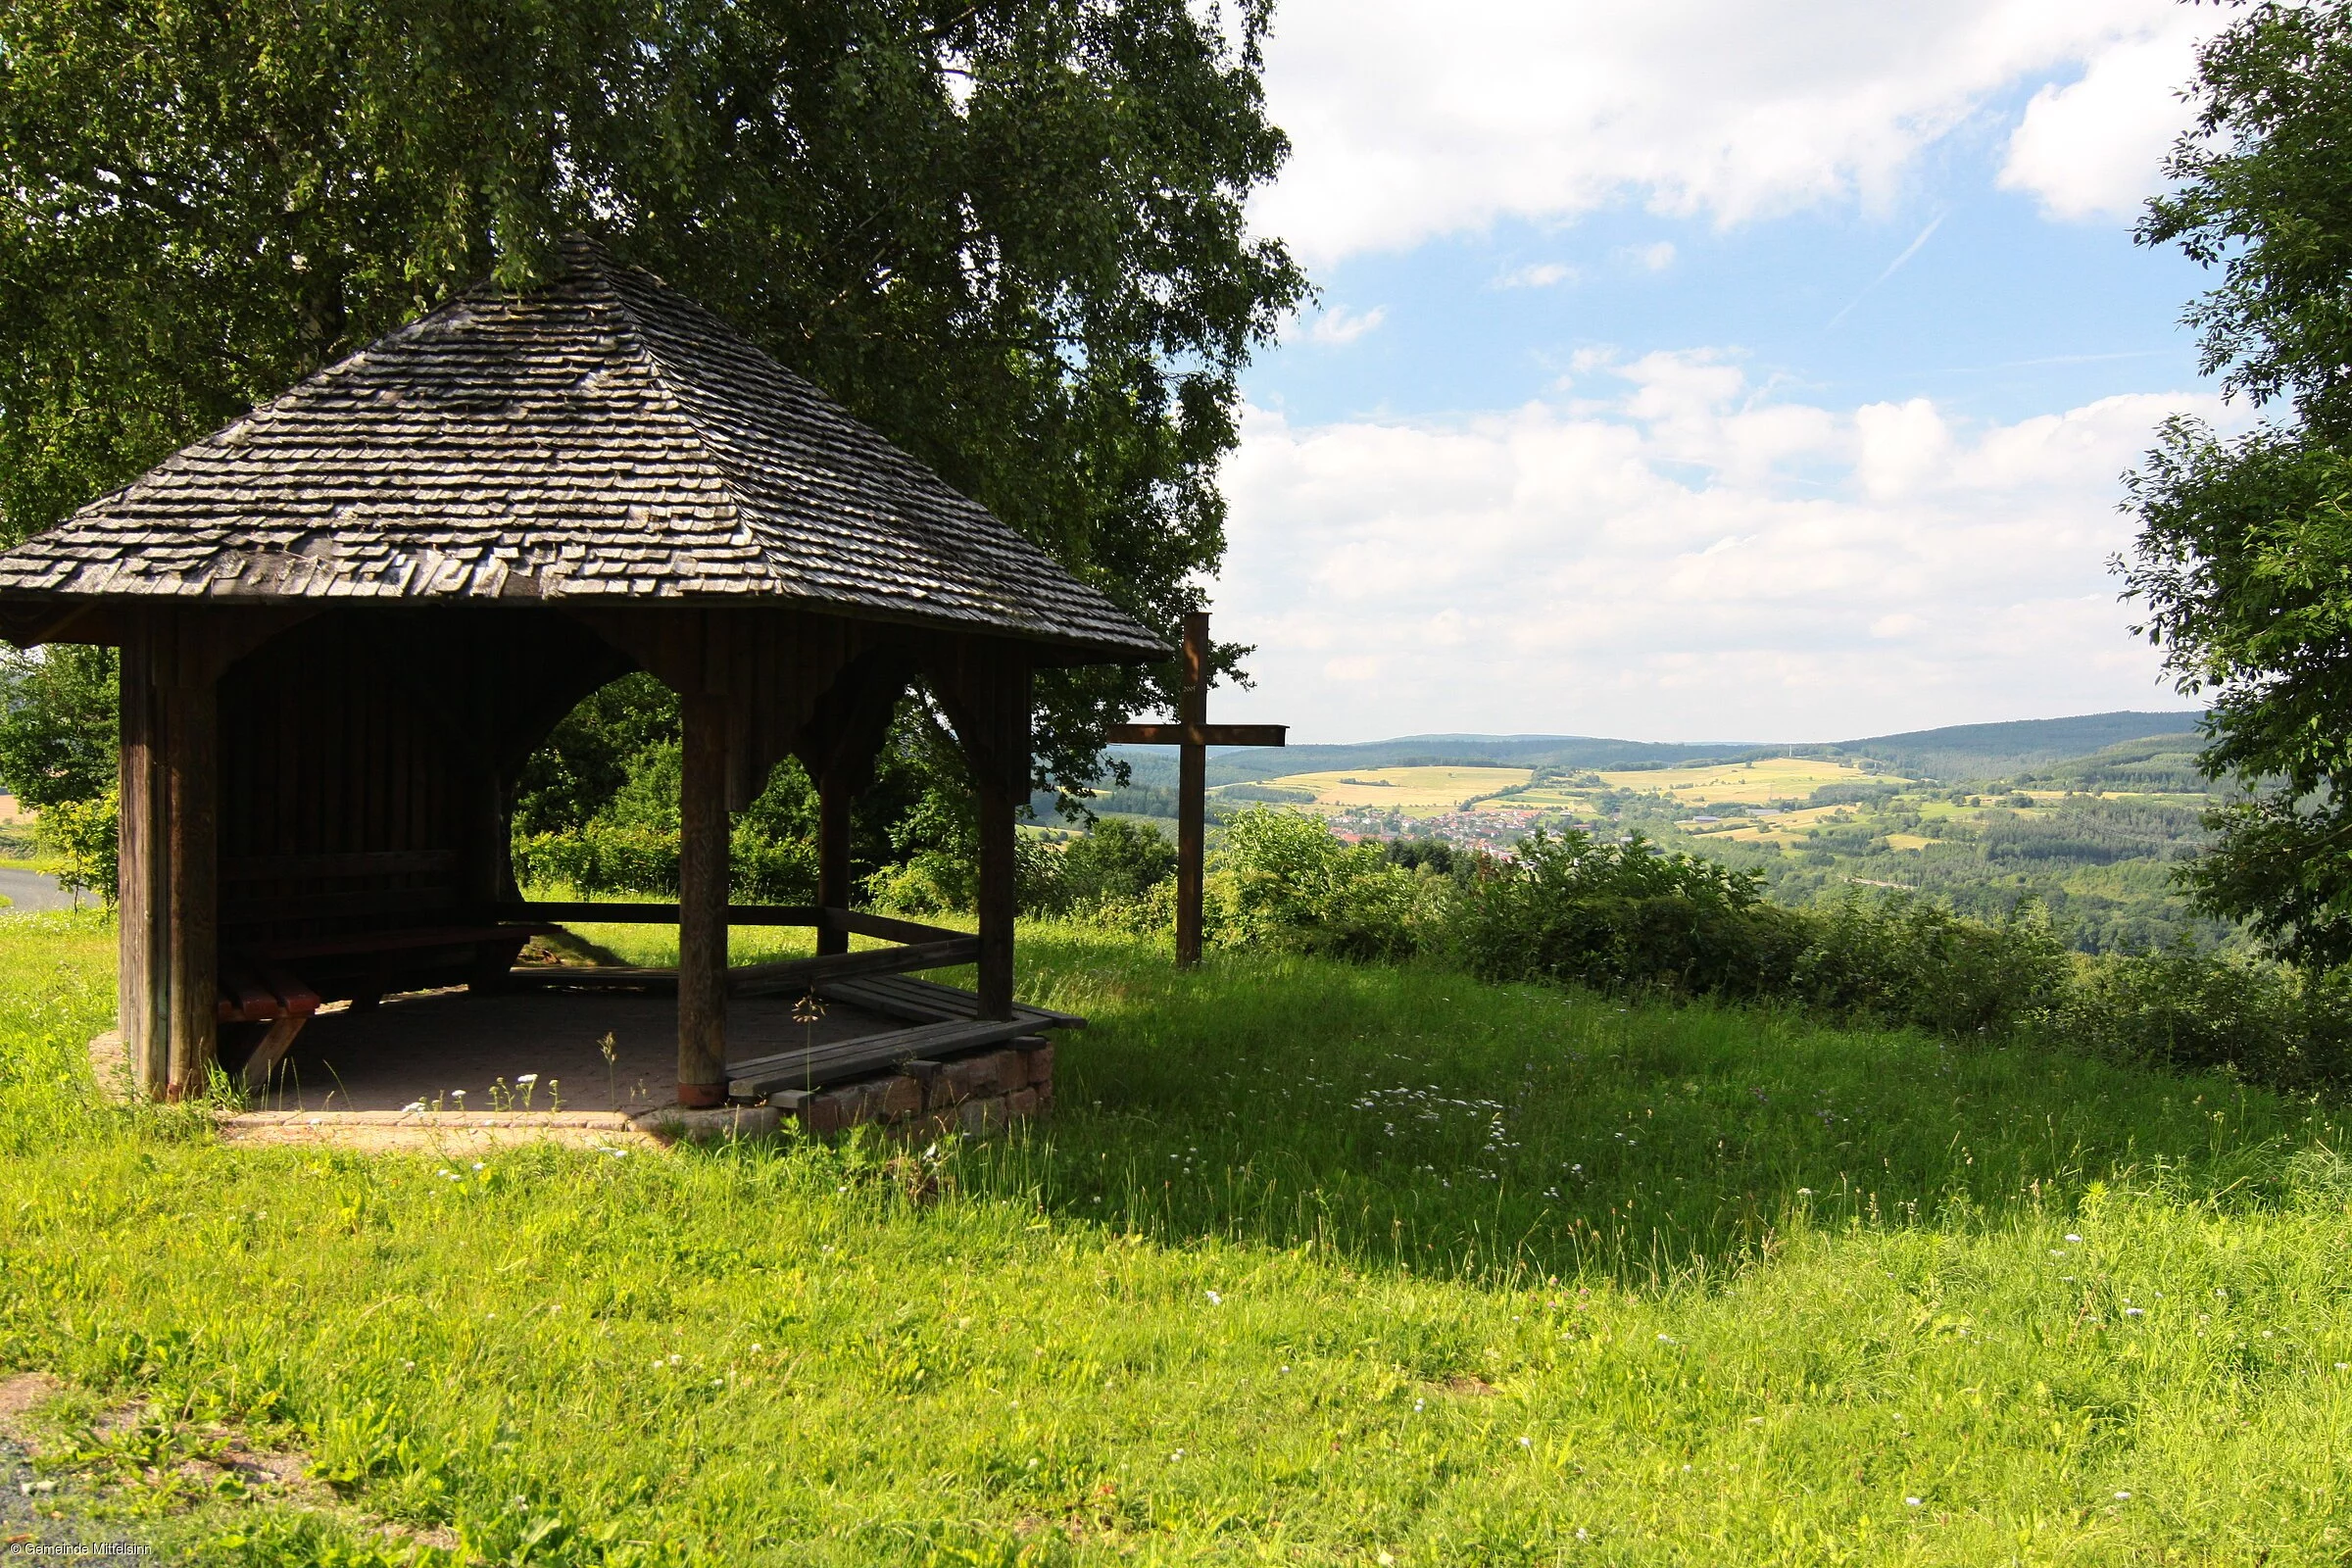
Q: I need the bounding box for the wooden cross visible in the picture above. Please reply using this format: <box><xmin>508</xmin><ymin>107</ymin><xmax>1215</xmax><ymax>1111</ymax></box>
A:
<box><xmin>1106</xmin><ymin>612</ymin><xmax>1287</xmax><ymax>966</ymax></box>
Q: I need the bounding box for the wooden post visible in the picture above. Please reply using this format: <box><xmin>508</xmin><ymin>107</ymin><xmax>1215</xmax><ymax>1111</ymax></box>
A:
<box><xmin>926</xmin><ymin>639</ymin><xmax>1029</xmax><ymax>1022</ymax></box>
<box><xmin>164</xmin><ymin>660</ymin><xmax>219</xmax><ymax>1099</ymax></box>
<box><xmin>975</xmin><ymin>768</ymin><xmax>1016</xmax><ymax>1020</ymax></box>
<box><xmin>1174</xmin><ymin>613</ymin><xmax>1208</xmax><ymax>968</ymax></box>
<box><xmin>816</xmin><ymin>775</ymin><xmax>852</xmax><ymax>957</ymax></box>
<box><xmin>117</xmin><ymin>618</ymin><xmax>170</xmax><ymax>1100</ymax></box>
<box><xmin>676</xmin><ymin>692</ymin><xmax>730</xmax><ymax>1105</ymax></box>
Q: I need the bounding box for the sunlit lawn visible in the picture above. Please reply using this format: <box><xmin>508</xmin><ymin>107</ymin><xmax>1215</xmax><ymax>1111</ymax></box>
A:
<box><xmin>4</xmin><ymin>910</ymin><xmax>2352</xmax><ymax>1563</ymax></box>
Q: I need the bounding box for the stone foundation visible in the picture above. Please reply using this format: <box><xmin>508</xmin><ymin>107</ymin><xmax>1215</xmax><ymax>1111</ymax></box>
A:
<box><xmin>94</xmin><ymin>1030</ymin><xmax>1055</xmax><ymax>1151</ymax></box>
<box><xmin>764</xmin><ymin>1036</ymin><xmax>1054</xmax><ymax>1138</ymax></box>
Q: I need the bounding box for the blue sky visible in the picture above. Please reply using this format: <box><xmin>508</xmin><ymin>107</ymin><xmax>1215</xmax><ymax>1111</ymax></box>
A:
<box><xmin>1204</xmin><ymin>0</ymin><xmax>2233</xmax><ymax>745</ymax></box>
<box><xmin>1252</xmin><ymin>186</ymin><xmax>2206</xmax><ymax>431</ymax></box>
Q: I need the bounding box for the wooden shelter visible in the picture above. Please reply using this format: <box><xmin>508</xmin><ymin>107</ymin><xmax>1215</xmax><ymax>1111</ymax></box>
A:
<box><xmin>0</xmin><ymin>237</ymin><xmax>1162</xmax><ymax>1106</ymax></box>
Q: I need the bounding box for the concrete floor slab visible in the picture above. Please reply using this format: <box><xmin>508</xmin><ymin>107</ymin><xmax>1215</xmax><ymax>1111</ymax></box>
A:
<box><xmin>251</xmin><ymin>986</ymin><xmax>904</xmax><ymax>1114</ymax></box>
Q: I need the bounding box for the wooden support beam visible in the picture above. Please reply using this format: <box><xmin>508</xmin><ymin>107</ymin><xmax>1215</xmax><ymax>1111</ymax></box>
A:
<box><xmin>502</xmin><ymin>936</ymin><xmax>983</xmax><ymax>995</ymax></box>
<box><xmin>163</xmin><ymin>631</ymin><xmax>220</xmax><ymax>1100</ymax></box>
<box><xmin>793</xmin><ymin>647</ymin><xmax>912</xmax><ymax>959</ymax></box>
<box><xmin>729</xmin><ymin>935</ymin><xmax>982</xmax><ymax>993</ymax></box>
<box><xmin>116</xmin><ymin>605</ymin><xmax>311</xmax><ymax>1100</ymax></box>
<box><xmin>240</xmin><ymin>1013</ymin><xmax>308</xmax><ymax>1091</ymax></box>
<box><xmin>677</xmin><ymin>691</ymin><xmax>731</xmax><ymax>1106</ymax></box>
<box><xmin>117</xmin><ymin>619</ymin><xmax>168</xmax><ymax>1100</ymax></box>
<box><xmin>490</xmin><ymin>902</ymin><xmax>968</xmax><ymax>948</ymax></box>
<box><xmin>816</xmin><ymin>775</ymin><xmax>852</xmax><ymax>956</ymax></box>
<box><xmin>926</xmin><ymin>637</ymin><xmax>1030</xmax><ymax>1023</ymax></box>
<box><xmin>1103</xmin><ymin>723</ymin><xmax>1290</xmax><ymax>748</ymax></box>
<box><xmin>1175</xmin><ymin>613</ymin><xmax>1207</xmax><ymax>968</ymax></box>
<box><xmin>975</xmin><ymin>772</ymin><xmax>1017</xmax><ymax>1019</ymax></box>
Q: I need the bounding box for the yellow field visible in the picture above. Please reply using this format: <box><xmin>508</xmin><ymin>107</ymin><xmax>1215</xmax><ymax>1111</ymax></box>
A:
<box><xmin>1591</xmin><ymin>756</ymin><xmax>1904</xmax><ymax>805</ymax></box>
<box><xmin>1244</xmin><ymin>765</ymin><xmax>1532</xmax><ymax>814</ymax></box>
<box><xmin>1227</xmin><ymin>756</ymin><xmax>1902</xmax><ymax>824</ymax></box>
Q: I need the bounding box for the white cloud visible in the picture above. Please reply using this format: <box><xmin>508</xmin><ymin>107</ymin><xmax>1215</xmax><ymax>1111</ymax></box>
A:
<box><xmin>1252</xmin><ymin>0</ymin><xmax>2219</xmax><ymax>263</ymax></box>
<box><xmin>1496</xmin><ymin>262</ymin><xmax>1575</xmax><ymax>289</ymax></box>
<box><xmin>1621</xmin><ymin>241</ymin><xmax>1678</xmax><ymax>273</ymax></box>
<box><xmin>1307</xmin><ymin>303</ymin><xmax>1387</xmax><ymax>345</ymax></box>
<box><xmin>1207</xmin><ymin>360</ymin><xmax>2228</xmax><ymax>742</ymax></box>
<box><xmin>1999</xmin><ymin>13</ymin><xmax>2217</xmax><ymax>220</ymax></box>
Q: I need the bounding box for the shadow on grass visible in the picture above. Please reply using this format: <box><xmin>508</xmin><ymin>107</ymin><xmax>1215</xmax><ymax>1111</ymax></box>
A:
<box><xmin>963</xmin><ymin>923</ymin><xmax>2346</xmax><ymax>1286</ymax></box>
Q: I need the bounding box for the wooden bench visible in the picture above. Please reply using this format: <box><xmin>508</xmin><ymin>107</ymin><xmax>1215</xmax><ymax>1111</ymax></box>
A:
<box><xmin>220</xmin><ymin>923</ymin><xmax>561</xmax><ymax>1089</ymax></box>
<box><xmin>216</xmin><ymin>959</ymin><xmax>322</xmax><ymax>1089</ymax></box>
<box><xmin>220</xmin><ymin>852</ymin><xmax>564</xmax><ymax>1083</ymax></box>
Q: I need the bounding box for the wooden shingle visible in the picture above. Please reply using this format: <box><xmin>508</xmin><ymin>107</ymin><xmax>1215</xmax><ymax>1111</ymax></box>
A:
<box><xmin>0</xmin><ymin>237</ymin><xmax>1162</xmax><ymax>661</ymax></box>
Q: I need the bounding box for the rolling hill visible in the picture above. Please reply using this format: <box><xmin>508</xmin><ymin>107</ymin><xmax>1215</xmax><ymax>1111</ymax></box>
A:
<box><xmin>1101</xmin><ymin>710</ymin><xmax>2208</xmax><ymax>797</ymax></box>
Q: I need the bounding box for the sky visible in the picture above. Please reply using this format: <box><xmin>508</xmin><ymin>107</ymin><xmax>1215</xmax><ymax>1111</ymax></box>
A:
<box><xmin>1204</xmin><ymin>0</ymin><xmax>2239</xmax><ymax>745</ymax></box>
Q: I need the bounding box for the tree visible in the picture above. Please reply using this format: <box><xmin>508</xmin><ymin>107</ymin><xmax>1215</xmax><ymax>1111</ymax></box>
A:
<box><xmin>2124</xmin><ymin>0</ymin><xmax>2352</xmax><ymax>965</ymax></box>
<box><xmin>0</xmin><ymin>645</ymin><xmax>115</xmax><ymax>810</ymax></box>
<box><xmin>0</xmin><ymin>0</ymin><xmax>1306</xmax><ymax>802</ymax></box>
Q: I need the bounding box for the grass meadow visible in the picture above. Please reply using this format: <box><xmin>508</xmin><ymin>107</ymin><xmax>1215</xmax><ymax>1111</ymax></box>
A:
<box><xmin>5</xmin><ymin>912</ymin><xmax>2352</xmax><ymax>1562</ymax></box>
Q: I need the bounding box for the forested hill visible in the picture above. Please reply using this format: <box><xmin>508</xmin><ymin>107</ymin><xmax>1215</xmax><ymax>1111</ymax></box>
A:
<box><xmin>1107</xmin><ymin>710</ymin><xmax>2210</xmax><ymax>791</ymax></box>
<box><xmin>1129</xmin><ymin>734</ymin><xmax>1755</xmax><ymax>789</ymax></box>
<box><xmin>1835</xmin><ymin>711</ymin><xmax>2207</xmax><ymax>782</ymax></box>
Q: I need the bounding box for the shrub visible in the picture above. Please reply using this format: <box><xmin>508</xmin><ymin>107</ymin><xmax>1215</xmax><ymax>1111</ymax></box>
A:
<box><xmin>730</xmin><ymin>826</ymin><xmax>817</xmax><ymax>904</ymax></box>
<box><xmin>37</xmin><ymin>787</ymin><xmax>117</xmax><ymax>906</ymax></box>
<box><xmin>513</xmin><ymin>820</ymin><xmax>678</xmax><ymax>898</ymax></box>
<box><xmin>512</xmin><ymin>817</ymin><xmax>814</xmax><ymax>903</ymax></box>
<box><xmin>865</xmin><ymin>836</ymin><xmax>1072</xmax><ymax>918</ymax></box>
<box><xmin>2053</xmin><ymin>945</ymin><xmax>2352</xmax><ymax>1092</ymax></box>
<box><xmin>862</xmin><ymin>850</ymin><xmax>969</xmax><ymax>915</ymax></box>
<box><xmin>1451</xmin><ymin>829</ymin><xmax>1801</xmax><ymax>999</ymax></box>
<box><xmin>1789</xmin><ymin>893</ymin><xmax>2071</xmax><ymax>1036</ymax></box>
<box><xmin>1210</xmin><ymin>807</ymin><xmax>1442</xmax><ymax>962</ymax></box>
<box><xmin>1061</xmin><ymin>818</ymin><xmax>1177</xmax><ymax>905</ymax></box>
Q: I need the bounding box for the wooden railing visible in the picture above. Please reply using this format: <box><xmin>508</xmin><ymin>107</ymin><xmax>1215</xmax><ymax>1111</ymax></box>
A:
<box><xmin>490</xmin><ymin>903</ymin><xmax>980</xmax><ymax>995</ymax></box>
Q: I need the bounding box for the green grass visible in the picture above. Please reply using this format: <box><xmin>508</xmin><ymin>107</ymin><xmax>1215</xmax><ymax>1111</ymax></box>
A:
<box><xmin>7</xmin><ymin>913</ymin><xmax>2352</xmax><ymax>1562</ymax></box>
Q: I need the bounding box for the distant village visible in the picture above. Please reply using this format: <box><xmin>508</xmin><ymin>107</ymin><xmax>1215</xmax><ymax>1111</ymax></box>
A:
<box><xmin>1326</xmin><ymin>802</ymin><xmax>1565</xmax><ymax>854</ymax></box>
<box><xmin>1320</xmin><ymin>798</ymin><xmax>1796</xmax><ymax>856</ymax></box>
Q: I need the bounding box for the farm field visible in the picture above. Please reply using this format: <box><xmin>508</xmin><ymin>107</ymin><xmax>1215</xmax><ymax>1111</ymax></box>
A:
<box><xmin>7</xmin><ymin>911</ymin><xmax>2352</xmax><ymax>1561</ymax></box>
<box><xmin>1587</xmin><ymin>756</ymin><xmax>1907</xmax><ymax>806</ymax></box>
<box><xmin>1103</xmin><ymin>741</ymin><xmax>2223</xmax><ymax>954</ymax></box>
<box><xmin>1244</xmin><ymin>764</ymin><xmax>1529</xmax><ymax>814</ymax></box>
<box><xmin>1234</xmin><ymin>758</ymin><xmax>1898</xmax><ymax>819</ymax></box>
<box><xmin>1676</xmin><ymin>803</ymin><xmax>1856</xmax><ymax>842</ymax></box>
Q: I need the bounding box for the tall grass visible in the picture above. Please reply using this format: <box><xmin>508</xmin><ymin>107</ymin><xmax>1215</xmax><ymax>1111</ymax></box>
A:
<box><xmin>7</xmin><ymin>914</ymin><xmax>2352</xmax><ymax>1562</ymax></box>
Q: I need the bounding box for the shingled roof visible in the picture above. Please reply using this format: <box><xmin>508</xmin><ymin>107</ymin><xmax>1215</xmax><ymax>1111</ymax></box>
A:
<box><xmin>0</xmin><ymin>236</ymin><xmax>1163</xmax><ymax>660</ymax></box>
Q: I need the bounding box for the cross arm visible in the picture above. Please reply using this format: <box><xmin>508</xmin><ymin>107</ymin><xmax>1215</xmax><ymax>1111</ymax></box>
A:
<box><xmin>1105</xmin><ymin>723</ymin><xmax>1288</xmax><ymax>747</ymax></box>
